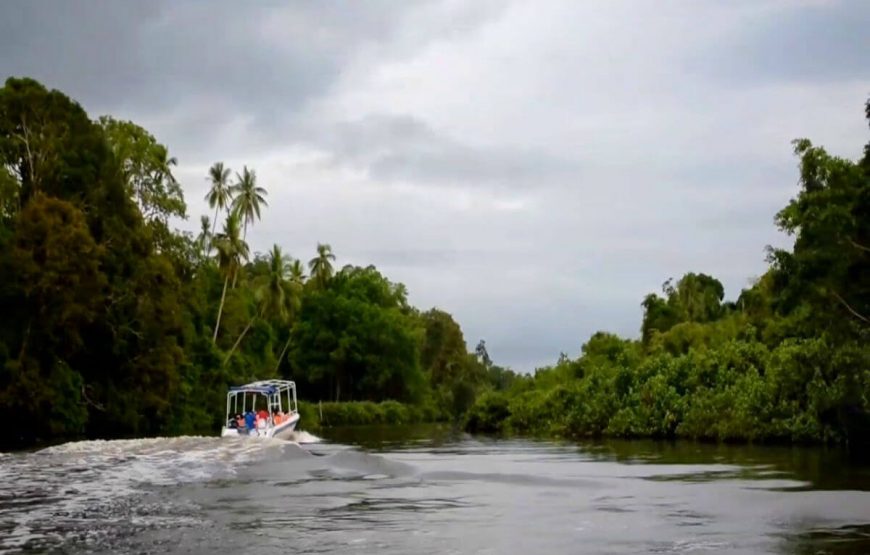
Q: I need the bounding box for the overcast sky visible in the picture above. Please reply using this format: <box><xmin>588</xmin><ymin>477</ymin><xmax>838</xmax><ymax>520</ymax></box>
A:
<box><xmin>1</xmin><ymin>0</ymin><xmax>868</xmax><ymax>371</ymax></box>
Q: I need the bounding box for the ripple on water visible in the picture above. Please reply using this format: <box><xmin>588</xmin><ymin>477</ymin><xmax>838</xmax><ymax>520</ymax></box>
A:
<box><xmin>1</xmin><ymin>435</ymin><xmax>870</xmax><ymax>555</ymax></box>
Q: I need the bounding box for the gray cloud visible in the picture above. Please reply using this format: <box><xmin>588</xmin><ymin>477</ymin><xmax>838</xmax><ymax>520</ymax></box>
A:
<box><xmin>0</xmin><ymin>1</ymin><xmax>500</xmax><ymax>162</ymax></box>
<box><xmin>1</xmin><ymin>0</ymin><xmax>866</xmax><ymax>371</ymax></box>
<box><xmin>689</xmin><ymin>0</ymin><xmax>870</xmax><ymax>84</ymax></box>
<box><xmin>317</xmin><ymin>114</ymin><xmax>581</xmax><ymax>189</ymax></box>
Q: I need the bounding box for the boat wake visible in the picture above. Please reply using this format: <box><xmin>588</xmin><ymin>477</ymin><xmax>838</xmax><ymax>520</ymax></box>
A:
<box><xmin>0</xmin><ymin>436</ymin><xmax>318</xmax><ymax>554</ymax></box>
<box><xmin>288</xmin><ymin>430</ymin><xmax>322</xmax><ymax>444</ymax></box>
<box><xmin>0</xmin><ymin>431</ymin><xmax>427</xmax><ymax>554</ymax></box>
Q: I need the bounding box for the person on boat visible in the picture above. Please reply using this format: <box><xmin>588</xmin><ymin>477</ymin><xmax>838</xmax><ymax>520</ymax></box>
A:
<box><xmin>235</xmin><ymin>413</ymin><xmax>245</xmax><ymax>429</ymax></box>
<box><xmin>273</xmin><ymin>410</ymin><xmax>283</xmax><ymax>425</ymax></box>
<box><xmin>244</xmin><ymin>410</ymin><xmax>256</xmax><ymax>431</ymax></box>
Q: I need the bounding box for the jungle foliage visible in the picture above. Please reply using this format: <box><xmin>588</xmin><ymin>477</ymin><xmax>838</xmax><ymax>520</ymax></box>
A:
<box><xmin>466</xmin><ymin>98</ymin><xmax>870</xmax><ymax>448</ymax></box>
<box><xmin>0</xmin><ymin>78</ymin><xmax>515</xmax><ymax>446</ymax></box>
<box><xmin>1</xmin><ymin>78</ymin><xmax>867</xmax><ymax>449</ymax></box>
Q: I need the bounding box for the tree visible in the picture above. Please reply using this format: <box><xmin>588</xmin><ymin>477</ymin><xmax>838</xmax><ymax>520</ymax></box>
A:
<box><xmin>0</xmin><ymin>194</ymin><xmax>106</xmax><ymax>440</ymax></box>
<box><xmin>196</xmin><ymin>215</ymin><xmax>211</xmax><ymax>259</ymax></box>
<box><xmin>308</xmin><ymin>242</ymin><xmax>336</xmax><ymax>288</ymax></box>
<box><xmin>421</xmin><ymin>309</ymin><xmax>468</xmax><ymax>387</ymax></box>
<box><xmin>768</xmin><ymin>106</ymin><xmax>870</xmax><ymax>337</ymax></box>
<box><xmin>212</xmin><ymin>212</ymin><xmax>249</xmax><ymax>342</ymax></box>
<box><xmin>641</xmin><ymin>293</ymin><xmax>680</xmax><ymax>345</ymax></box>
<box><xmin>290</xmin><ymin>265</ymin><xmax>424</xmax><ymax>402</ymax></box>
<box><xmin>223</xmin><ymin>245</ymin><xmax>305</xmax><ymax>366</ymax></box>
<box><xmin>205</xmin><ymin>162</ymin><xmax>232</xmax><ymax>243</ymax></box>
<box><xmin>675</xmin><ymin>273</ymin><xmax>725</xmax><ymax>323</ymax></box>
<box><xmin>475</xmin><ymin>339</ymin><xmax>492</xmax><ymax>368</ymax></box>
<box><xmin>275</xmin><ymin>256</ymin><xmax>305</xmax><ymax>371</ymax></box>
<box><xmin>0</xmin><ymin>77</ymin><xmax>130</xmax><ymax>221</ymax></box>
<box><xmin>289</xmin><ymin>258</ymin><xmax>306</xmax><ymax>284</ymax></box>
<box><xmin>0</xmin><ymin>166</ymin><xmax>19</xmax><ymax>222</ymax></box>
<box><xmin>230</xmin><ymin>165</ymin><xmax>267</xmax><ymax>243</ymax></box>
<box><xmin>100</xmin><ymin>116</ymin><xmax>186</xmax><ymax>224</ymax></box>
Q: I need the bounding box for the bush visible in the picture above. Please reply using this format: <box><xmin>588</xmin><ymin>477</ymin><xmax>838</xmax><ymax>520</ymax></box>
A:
<box><xmin>464</xmin><ymin>392</ymin><xmax>511</xmax><ymax>433</ymax></box>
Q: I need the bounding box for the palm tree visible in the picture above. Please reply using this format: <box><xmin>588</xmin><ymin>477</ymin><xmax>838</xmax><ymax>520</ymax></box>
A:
<box><xmin>230</xmin><ymin>165</ymin><xmax>268</xmax><ymax>243</ymax></box>
<box><xmin>205</xmin><ymin>162</ymin><xmax>233</xmax><ymax>244</ymax></box>
<box><xmin>212</xmin><ymin>212</ymin><xmax>249</xmax><ymax>343</ymax></box>
<box><xmin>308</xmin><ymin>243</ymin><xmax>336</xmax><ymax>288</ymax></box>
<box><xmin>196</xmin><ymin>215</ymin><xmax>211</xmax><ymax>259</ymax></box>
<box><xmin>229</xmin><ymin>166</ymin><xmax>267</xmax><ymax>287</ymax></box>
<box><xmin>154</xmin><ymin>147</ymin><xmax>178</xmax><ymax>185</ymax></box>
<box><xmin>274</xmin><ymin>257</ymin><xmax>306</xmax><ymax>371</ymax></box>
<box><xmin>289</xmin><ymin>258</ymin><xmax>306</xmax><ymax>285</ymax></box>
<box><xmin>224</xmin><ymin>245</ymin><xmax>298</xmax><ymax>365</ymax></box>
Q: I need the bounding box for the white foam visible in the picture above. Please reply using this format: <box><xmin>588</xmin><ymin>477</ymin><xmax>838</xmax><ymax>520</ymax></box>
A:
<box><xmin>289</xmin><ymin>430</ymin><xmax>322</xmax><ymax>444</ymax></box>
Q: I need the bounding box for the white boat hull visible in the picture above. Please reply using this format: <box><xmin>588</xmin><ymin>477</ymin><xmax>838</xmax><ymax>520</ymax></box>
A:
<box><xmin>221</xmin><ymin>413</ymin><xmax>300</xmax><ymax>440</ymax></box>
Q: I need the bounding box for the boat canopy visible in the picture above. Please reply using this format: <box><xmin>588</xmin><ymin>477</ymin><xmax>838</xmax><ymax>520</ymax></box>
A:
<box><xmin>225</xmin><ymin>380</ymin><xmax>298</xmax><ymax>421</ymax></box>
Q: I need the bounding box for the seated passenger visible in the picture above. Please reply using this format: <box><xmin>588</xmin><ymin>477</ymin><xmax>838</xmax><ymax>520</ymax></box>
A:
<box><xmin>244</xmin><ymin>410</ymin><xmax>256</xmax><ymax>430</ymax></box>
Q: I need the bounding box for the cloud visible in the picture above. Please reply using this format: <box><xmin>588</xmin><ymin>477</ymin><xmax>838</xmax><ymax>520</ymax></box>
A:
<box><xmin>0</xmin><ymin>1</ymin><xmax>504</xmax><ymax>162</ymax></box>
<box><xmin>1</xmin><ymin>0</ymin><xmax>867</xmax><ymax>371</ymax></box>
<box><xmin>313</xmin><ymin>114</ymin><xmax>581</xmax><ymax>190</ymax></box>
<box><xmin>688</xmin><ymin>0</ymin><xmax>870</xmax><ymax>85</ymax></box>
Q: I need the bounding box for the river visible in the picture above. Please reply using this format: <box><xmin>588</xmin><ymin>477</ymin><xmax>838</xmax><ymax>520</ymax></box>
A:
<box><xmin>1</xmin><ymin>425</ymin><xmax>869</xmax><ymax>554</ymax></box>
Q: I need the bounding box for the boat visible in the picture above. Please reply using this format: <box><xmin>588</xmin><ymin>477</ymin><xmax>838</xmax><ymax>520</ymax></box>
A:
<box><xmin>221</xmin><ymin>379</ymin><xmax>301</xmax><ymax>439</ymax></box>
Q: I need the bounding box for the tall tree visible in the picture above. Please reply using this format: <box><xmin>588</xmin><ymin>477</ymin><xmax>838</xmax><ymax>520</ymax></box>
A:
<box><xmin>212</xmin><ymin>212</ymin><xmax>249</xmax><ymax>343</ymax></box>
<box><xmin>99</xmin><ymin>116</ymin><xmax>185</xmax><ymax>224</ymax></box>
<box><xmin>230</xmin><ymin>165</ymin><xmax>267</xmax><ymax>243</ymax></box>
<box><xmin>195</xmin><ymin>215</ymin><xmax>211</xmax><ymax>260</ymax></box>
<box><xmin>769</xmin><ymin>111</ymin><xmax>870</xmax><ymax>336</ymax></box>
<box><xmin>289</xmin><ymin>258</ymin><xmax>306</xmax><ymax>284</ymax></box>
<box><xmin>309</xmin><ymin>242</ymin><xmax>336</xmax><ymax>288</ymax></box>
<box><xmin>229</xmin><ymin>166</ymin><xmax>266</xmax><ymax>287</ymax></box>
<box><xmin>205</xmin><ymin>162</ymin><xmax>232</xmax><ymax>243</ymax></box>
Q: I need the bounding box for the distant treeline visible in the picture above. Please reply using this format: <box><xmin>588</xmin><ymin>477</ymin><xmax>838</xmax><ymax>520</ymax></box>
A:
<box><xmin>0</xmin><ymin>77</ymin><xmax>518</xmax><ymax>447</ymax></box>
<box><xmin>466</xmin><ymin>100</ymin><xmax>870</xmax><ymax>448</ymax></box>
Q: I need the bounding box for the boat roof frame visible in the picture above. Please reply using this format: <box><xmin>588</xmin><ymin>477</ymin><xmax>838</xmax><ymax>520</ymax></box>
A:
<box><xmin>227</xmin><ymin>379</ymin><xmax>296</xmax><ymax>396</ymax></box>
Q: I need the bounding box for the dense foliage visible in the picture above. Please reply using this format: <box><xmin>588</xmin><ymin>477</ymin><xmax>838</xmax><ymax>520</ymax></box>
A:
<box><xmin>466</xmin><ymin>100</ymin><xmax>870</xmax><ymax>448</ymax></box>
<box><xmin>1</xmin><ymin>78</ymin><xmax>866</xmax><ymax>449</ymax></box>
<box><xmin>0</xmin><ymin>78</ymin><xmax>514</xmax><ymax>447</ymax></box>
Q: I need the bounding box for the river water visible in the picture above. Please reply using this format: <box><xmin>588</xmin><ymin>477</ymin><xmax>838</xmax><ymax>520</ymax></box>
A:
<box><xmin>2</xmin><ymin>425</ymin><xmax>869</xmax><ymax>554</ymax></box>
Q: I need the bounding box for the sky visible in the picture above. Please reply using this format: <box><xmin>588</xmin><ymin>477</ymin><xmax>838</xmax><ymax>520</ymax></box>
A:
<box><xmin>1</xmin><ymin>0</ymin><xmax>868</xmax><ymax>371</ymax></box>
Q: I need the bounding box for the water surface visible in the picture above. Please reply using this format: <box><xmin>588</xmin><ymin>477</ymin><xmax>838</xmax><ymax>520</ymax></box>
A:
<box><xmin>2</xmin><ymin>425</ymin><xmax>869</xmax><ymax>554</ymax></box>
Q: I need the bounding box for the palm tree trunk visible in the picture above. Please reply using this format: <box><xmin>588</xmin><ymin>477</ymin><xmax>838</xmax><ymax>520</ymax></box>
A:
<box><xmin>223</xmin><ymin>315</ymin><xmax>256</xmax><ymax>365</ymax></box>
<box><xmin>232</xmin><ymin>222</ymin><xmax>248</xmax><ymax>289</ymax></box>
<box><xmin>213</xmin><ymin>275</ymin><xmax>229</xmax><ymax>343</ymax></box>
<box><xmin>275</xmin><ymin>336</ymin><xmax>292</xmax><ymax>372</ymax></box>
<box><xmin>210</xmin><ymin>207</ymin><xmax>218</xmax><ymax>245</ymax></box>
